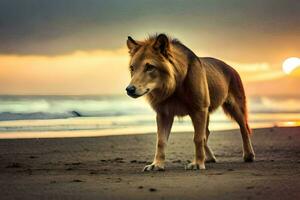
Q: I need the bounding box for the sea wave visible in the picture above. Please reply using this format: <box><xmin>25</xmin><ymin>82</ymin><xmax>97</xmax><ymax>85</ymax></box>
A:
<box><xmin>0</xmin><ymin>95</ymin><xmax>152</xmax><ymax>121</ymax></box>
<box><xmin>0</xmin><ymin>95</ymin><xmax>299</xmax><ymax>138</ymax></box>
<box><xmin>0</xmin><ymin>95</ymin><xmax>300</xmax><ymax>119</ymax></box>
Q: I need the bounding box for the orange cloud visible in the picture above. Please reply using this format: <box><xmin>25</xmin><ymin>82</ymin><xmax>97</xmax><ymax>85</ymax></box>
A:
<box><xmin>0</xmin><ymin>49</ymin><xmax>297</xmax><ymax>95</ymax></box>
<box><xmin>0</xmin><ymin>49</ymin><xmax>130</xmax><ymax>95</ymax></box>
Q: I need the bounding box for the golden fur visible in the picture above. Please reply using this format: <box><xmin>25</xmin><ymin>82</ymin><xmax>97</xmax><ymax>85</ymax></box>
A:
<box><xmin>126</xmin><ymin>34</ymin><xmax>255</xmax><ymax>171</ymax></box>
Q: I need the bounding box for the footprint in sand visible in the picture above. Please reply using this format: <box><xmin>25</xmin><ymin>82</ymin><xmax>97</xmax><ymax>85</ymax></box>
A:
<box><xmin>72</xmin><ymin>179</ymin><xmax>84</xmax><ymax>183</ymax></box>
<box><xmin>64</xmin><ymin>162</ymin><xmax>82</xmax><ymax>166</ymax></box>
<box><xmin>172</xmin><ymin>159</ymin><xmax>182</xmax><ymax>163</ymax></box>
<box><xmin>6</xmin><ymin>162</ymin><xmax>22</xmax><ymax>168</ymax></box>
<box><xmin>29</xmin><ymin>156</ymin><xmax>38</xmax><ymax>159</ymax></box>
<box><xmin>89</xmin><ymin>170</ymin><xmax>98</xmax><ymax>175</ymax></box>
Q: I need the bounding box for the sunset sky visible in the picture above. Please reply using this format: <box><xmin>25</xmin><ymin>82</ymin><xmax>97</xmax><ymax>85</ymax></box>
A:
<box><xmin>0</xmin><ymin>0</ymin><xmax>299</xmax><ymax>96</ymax></box>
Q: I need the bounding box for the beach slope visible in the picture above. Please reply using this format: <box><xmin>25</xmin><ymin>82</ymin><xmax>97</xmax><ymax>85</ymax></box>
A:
<box><xmin>0</xmin><ymin>127</ymin><xmax>299</xmax><ymax>200</ymax></box>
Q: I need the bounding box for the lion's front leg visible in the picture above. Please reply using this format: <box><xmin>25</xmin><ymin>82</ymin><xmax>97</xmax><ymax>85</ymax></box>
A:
<box><xmin>143</xmin><ymin>112</ymin><xmax>174</xmax><ymax>172</ymax></box>
<box><xmin>185</xmin><ymin>109</ymin><xmax>208</xmax><ymax>170</ymax></box>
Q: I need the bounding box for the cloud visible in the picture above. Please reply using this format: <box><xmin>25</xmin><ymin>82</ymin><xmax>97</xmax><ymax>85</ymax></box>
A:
<box><xmin>0</xmin><ymin>48</ymin><xmax>130</xmax><ymax>95</ymax></box>
<box><xmin>0</xmin><ymin>47</ymin><xmax>297</xmax><ymax>95</ymax></box>
<box><xmin>227</xmin><ymin>61</ymin><xmax>270</xmax><ymax>72</ymax></box>
<box><xmin>245</xmin><ymin>75</ymin><xmax>300</xmax><ymax>96</ymax></box>
<box><xmin>0</xmin><ymin>0</ymin><xmax>299</xmax><ymax>64</ymax></box>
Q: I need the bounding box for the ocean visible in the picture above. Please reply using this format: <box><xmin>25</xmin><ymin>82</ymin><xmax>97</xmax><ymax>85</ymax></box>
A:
<box><xmin>0</xmin><ymin>95</ymin><xmax>299</xmax><ymax>138</ymax></box>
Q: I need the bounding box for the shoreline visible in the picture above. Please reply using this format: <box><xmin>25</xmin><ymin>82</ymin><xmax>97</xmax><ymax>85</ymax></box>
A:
<box><xmin>0</xmin><ymin>125</ymin><xmax>299</xmax><ymax>140</ymax></box>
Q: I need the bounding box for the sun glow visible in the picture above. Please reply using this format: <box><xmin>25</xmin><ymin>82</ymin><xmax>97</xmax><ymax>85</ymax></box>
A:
<box><xmin>282</xmin><ymin>57</ymin><xmax>300</xmax><ymax>74</ymax></box>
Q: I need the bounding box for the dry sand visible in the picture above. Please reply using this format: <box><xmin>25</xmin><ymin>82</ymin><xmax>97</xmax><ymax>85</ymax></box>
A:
<box><xmin>0</xmin><ymin>126</ymin><xmax>299</xmax><ymax>200</ymax></box>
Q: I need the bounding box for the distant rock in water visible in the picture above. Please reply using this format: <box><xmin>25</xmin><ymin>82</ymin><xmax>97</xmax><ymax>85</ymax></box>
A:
<box><xmin>71</xmin><ymin>111</ymin><xmax>82</xmax><ymax>117</ymax></box>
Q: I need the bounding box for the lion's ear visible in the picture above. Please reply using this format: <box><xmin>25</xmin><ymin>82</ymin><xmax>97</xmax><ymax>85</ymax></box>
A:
<box><xmin>153</xmin><ymin>34</ymin><xmax>170</xmax><ymax>57</ymax></box>
<box><xmin>127</xmin><ymin>36</ymin><xmax>139</xmax><ymax>52</ymax></box>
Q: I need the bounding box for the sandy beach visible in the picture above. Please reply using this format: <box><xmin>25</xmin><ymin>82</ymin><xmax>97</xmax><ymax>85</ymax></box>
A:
<box><xmin>0</xmin><ymin>126</ymin><xmax>299</xmax><ymax>200</ymax></box>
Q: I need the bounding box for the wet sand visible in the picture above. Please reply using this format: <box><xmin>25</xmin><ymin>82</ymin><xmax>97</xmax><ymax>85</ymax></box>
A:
<box><xmin>0</xmin><ymin>126</ymin><xmax>299</xmax><ymax>200</ymax></box>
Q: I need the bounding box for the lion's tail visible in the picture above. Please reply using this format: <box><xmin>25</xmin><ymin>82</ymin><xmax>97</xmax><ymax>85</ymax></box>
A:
<box><xmin>222</xmin><ymin>67</ymin><xmax>252</xmax><ymax>135</ymax></box>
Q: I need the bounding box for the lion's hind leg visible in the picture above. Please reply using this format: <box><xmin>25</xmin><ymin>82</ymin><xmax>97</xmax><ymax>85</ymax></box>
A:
<box><xmin>222</xmin><ymin>99</ymin><xmax>255</xmax><ymax>162</ymax></box>
<box><xmin>205</xmin><ymin>115</ymin><xmax>217</xmax><ymax>163</ymax></box>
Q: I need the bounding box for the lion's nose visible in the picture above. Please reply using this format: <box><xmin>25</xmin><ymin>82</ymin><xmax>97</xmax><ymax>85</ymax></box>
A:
<box><xmin>126</xmin><ymin>85</ymin><xmax>136</xmax><ymax>95</ymax></box>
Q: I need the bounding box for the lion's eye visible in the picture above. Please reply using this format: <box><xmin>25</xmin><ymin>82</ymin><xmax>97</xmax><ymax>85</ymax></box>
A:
<box><xmin>145</xmin><ymin>63</ymin><xmax>155</xmax><ymax>72</ymax></box>
<box><xmin>130</xmin><ymin>65</ymin><xmax>134</xmax><ymax>72</ymax></box>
